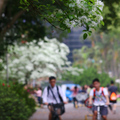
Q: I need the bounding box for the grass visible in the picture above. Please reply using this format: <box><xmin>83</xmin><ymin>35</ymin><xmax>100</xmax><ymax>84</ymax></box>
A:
<box><xmin>117</xmin><ymin>98</ymin><xmax>120</xmax><ymax>102</ymax></box>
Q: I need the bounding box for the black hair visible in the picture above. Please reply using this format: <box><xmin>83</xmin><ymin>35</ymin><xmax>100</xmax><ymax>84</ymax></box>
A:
<box><xmin>49</xmin><ymin>76</ymin><xmax>56</xmax><ymax>81</ymax></box>
<box><xmin>111</xmin><ymin>80</ymin><xmax>114</xmax><ymax>84</ymax></box>
<box><xmin>92</xmin><ymin>78</ymin><xmax>100</xmax><ymax>84</ymax></box>
<box><xmin>75</xmin><ymin>86</ymin><xmax>77</xmax><ymax>89</ymax></box>
<box><xmin>66</xmin><ymin>87</ymin><xmax>70</xmax><ymax>90</ymax></box>
<box><xmin>107</xmin><ymin>84</ymin><xmax>110</xmax><ymax>88</ymax></box>
<box><xmin>89</xmin><ymin>84</ymin><xmax>93</xmax><ymax>89</ymax></box>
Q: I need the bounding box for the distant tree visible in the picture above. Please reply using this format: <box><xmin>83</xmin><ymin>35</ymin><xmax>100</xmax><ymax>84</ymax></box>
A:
<box><xmin>1</xmin><ymin>37</ymin><xmax>81</xmax><ymax>84</ymax></box>
<box><xmin>101</xmin><ymin>0</ymin><xmax>120</xmax><ymax>31</ymax></box>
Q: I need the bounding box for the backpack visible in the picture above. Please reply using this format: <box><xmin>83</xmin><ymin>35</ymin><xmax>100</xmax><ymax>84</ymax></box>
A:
<box><xmin>110</xmin><ymin>92</ymin><xmax>117</xmax><ymax>101</ymax></box>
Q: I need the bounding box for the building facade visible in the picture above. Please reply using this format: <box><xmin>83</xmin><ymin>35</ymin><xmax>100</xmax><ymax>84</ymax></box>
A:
<box><xmin>63</xmin><ymin>28</ymin><xmax>91</xmax><ymax>62</ymax></box>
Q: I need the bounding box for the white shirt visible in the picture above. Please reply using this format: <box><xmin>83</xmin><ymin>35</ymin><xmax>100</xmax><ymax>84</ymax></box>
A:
<box><xmin>42</xmin><ymin>85</ymin><xmax>67</xmax><ymax>104</ymax></box>
<box><xmin>89</xmin><ymin>87</ymin><xmax>108</xmax><ymax>106</ymax></box>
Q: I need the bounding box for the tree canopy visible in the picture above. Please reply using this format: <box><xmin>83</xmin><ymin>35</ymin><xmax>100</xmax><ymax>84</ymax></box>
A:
<box><xmin>20</xmin><ymin>0</ymin><xmax>104</xmax><ymax>38</ymax></box>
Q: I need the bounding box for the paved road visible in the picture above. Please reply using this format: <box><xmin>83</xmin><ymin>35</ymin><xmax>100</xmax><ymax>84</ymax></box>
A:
<box><xmin>29</xmin><ymin>103</ymin><xmax>120</xmax><ymax>120</ymax></box>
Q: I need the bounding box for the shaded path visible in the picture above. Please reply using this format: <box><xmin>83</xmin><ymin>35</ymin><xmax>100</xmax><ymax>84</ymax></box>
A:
<box><xmin>29</xmin><ymin>103</ymin><xmax>120</xmax><ymax>120</ymax></box>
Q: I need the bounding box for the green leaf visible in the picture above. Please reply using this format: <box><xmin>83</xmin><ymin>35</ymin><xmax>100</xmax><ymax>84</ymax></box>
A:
<box><xmin>83</xmin><ymin>30</ymin><xmax>87</xmax><ymax>32</ymax></box>
<box><xmin>86</xmin><ymin>24</ymin><xmax>89</xmax><ymax>31</ymax></box>
<box><xmin>20</xmin><ymin>0</ymin><xmax>24</xmax><ymax>5</ymax></box>
<box><xmin>88</xmin><ymin>31</ymin><xmax>92</xmax><ymax>36</ymax></box>
<box><xmin>100</xmin><ymin>21</ymin><xmax>104</xmax><ymax>26</ymax></box>
<box><xmin>83</xmin><ymin>33</ymin><xmax>88</xmax><ymax>40</ymax></box>
<box><xmin>67</xmin><ymin>29</ymin><xmax>71</xmax><ymax>33</ymax></box>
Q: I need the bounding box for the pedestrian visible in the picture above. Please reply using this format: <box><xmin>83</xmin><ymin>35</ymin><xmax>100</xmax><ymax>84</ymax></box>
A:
<box><xmin>89</xmin><ymin>78</ymin><xmax>109</xmax><ymax>120</ymax></box>
<box><xmin>34</xmin><ymin>87</ymin><xmax>43</xmax><ymax>108</ymax></box>
<box><xmin>71</xmin><ymin>86</ymin><xmax>79</xmax><ymax>108</ymax></box>
<box><xmin>108</xmin><ymin>80</ymin><xmax>118</xmax><ymax>114</ymax></box>
<box><xmin>42</xmin><ymin>76</ymin><xmax>67</xmax><ymax>120</ymax></box>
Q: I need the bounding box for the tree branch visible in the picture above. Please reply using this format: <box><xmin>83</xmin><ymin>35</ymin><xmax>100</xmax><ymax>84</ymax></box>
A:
<box><xmin>0</xmin><ymin>9</ymin><xmax>26</xmax><ymax>38</ymax></box>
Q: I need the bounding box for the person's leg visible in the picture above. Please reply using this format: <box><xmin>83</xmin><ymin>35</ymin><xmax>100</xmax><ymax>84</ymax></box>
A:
<box><xmin>48</xmin><ymin>106</ymin><xmax>52</xmax><ymax>120</ymax></box>
<box><xmin>49</xmin><ymin>112</ymin><xmax>52</xmax><ymax>120</ymax></box>
<box><xmin>101</xmin><ymin>106</ymin><xmax>108</xmax><ymax>120</ymax></box>
<box><xmin>59</xmin><ymin>116</ymin><xmax>62</xmax><ymax>120</ymax></box>
<box><xmin>93</xmin><ymin>111</ymin><xmax>97</xmax><ymax>120</ymax></box>
<box><xmin>92</xmin><ymin>106</ymin><xmax>97</xmax><ymax>120</ymax></box>
<box><xmin>113</xmin><ymin>103</ymin><xmax>117</xmax><ymax>114</ymax></box>
<box><xmin>102</xmin><ymin>115</ymin><xmax>107</xmax><ymax>120</ymax></box>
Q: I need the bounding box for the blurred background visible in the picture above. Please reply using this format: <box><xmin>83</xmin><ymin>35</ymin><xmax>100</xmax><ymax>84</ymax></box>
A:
<box><xmin>0</xmin><ymin>0</ymin><xmax>120</xmax><ymax>120</ymax></box>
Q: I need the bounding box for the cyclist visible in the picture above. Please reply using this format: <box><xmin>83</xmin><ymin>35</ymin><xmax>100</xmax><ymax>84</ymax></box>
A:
<box><xmin>42</xmin><ymin>76</ymin><xmax>67</xmax><ymax>120</ymax></box>
<box><xmin>89</xmin><ymin>78</ymin><xmax>109</xmax><ymax>120</ymax></box>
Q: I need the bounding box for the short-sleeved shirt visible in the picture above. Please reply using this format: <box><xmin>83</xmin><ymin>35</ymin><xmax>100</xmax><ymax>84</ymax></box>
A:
<box><xmin>36</xmin><ymin>90</ymin><xmax>42</xmax><ymax>97</ymax></box>
<box><xmin>108</xmin><ymin>85</ymin><xmax>117</xmax><ymax>95</ymax></box>
<box><xmin>89</xmin><ymin>87</ymin><xmax>108</xmax><ymax>106</ymax></box>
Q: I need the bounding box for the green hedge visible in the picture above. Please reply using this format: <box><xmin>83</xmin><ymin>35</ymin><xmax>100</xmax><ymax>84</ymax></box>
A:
<box><xmin>0</xmin><ymin>82</ymin><xmax>35</xmax><ymax>120</ymax></box>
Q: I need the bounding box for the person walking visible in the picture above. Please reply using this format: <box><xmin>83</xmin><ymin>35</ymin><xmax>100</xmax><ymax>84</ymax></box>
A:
<box><xmin>34</xmin><ymin>87</ymin><xmax>43</xmax><ymax>108</ymax></box>
<box><xmin>71</xmin><ymin>86</ymin><xmax>79</xmax><ymax>108</ymax></box>
<box><xmin>108</xmin><ymin>80</ymin><xmax>118</xmax><ymax>114</ymax></box>
<box><xmin>89</xmin><ymin>78</ymin><xmax>109</xmax><ymax>120</ymax></box>
<box><xmin>42</xmin><ymin>76</ymin><xmax>67</xmax><ymax>120</ymax></box>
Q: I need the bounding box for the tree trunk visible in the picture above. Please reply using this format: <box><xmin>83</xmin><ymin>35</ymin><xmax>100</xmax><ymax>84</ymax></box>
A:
<box><xmin>0</xmin><ymin>0</ymin><xmax>7</xmax><ymax>18</ymax></box>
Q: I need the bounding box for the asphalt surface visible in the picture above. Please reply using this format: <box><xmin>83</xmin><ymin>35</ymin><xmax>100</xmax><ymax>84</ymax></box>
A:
<box><xmin>29</xmin><ymin>103</ymin><xmax>120</xmax><ymax>120</ymax></box>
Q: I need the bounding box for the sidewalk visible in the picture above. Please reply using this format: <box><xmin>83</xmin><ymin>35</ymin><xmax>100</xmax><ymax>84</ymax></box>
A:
<box><xmin>29</xmin><ymin>103</ymin><xmax>120</xmax><ymax>120</ymax></box>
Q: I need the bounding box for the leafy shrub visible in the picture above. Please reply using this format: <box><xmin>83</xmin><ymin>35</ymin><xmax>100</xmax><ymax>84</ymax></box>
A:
<box><xmin>10</xmin><ymin>82</ymin><xmax>36</xmax><ymax>110</ymax></box>
<box><xmin>0</xmin><ymin>83</ymin><xmax>35</xmax><ymax>120</ymax></box>
<box><xmin>62</xmin><ymin>67</ymin><xmax>113</xmax><ymax>87</ymax></box>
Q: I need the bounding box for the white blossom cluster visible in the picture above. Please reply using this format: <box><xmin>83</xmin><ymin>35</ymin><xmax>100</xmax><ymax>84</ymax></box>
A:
<box><xmin>2</xmin><ymin>37</ymin><xmax>82</xmax><ymax>83</ymax></box>
<box><xmin>65</xmin><ymin>0</ymin><xmax>104</xmax><ymax>29</ymax></box>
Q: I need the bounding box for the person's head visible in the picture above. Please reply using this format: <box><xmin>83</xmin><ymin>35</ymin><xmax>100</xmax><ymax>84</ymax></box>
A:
<box><xmin>111</xmin><ymin>80</ymin><xmax>114</xmax><ymax>85</ymax></box>
<box><xmin>89</xmin><ymin>84</ymin><xmax>93</xmax><ymax>89</ymax></box>
<box><xmin>92</xmin><ymin>78</ymin><xmax>100</xmax><ymax>90</ymax></box>
<box><xmin>84</xmin><ymin>85</ymin><xmax>88</xmax><ymax>90</ymax></box>
<box><xmin>49</xmin><ymin>76</ymin><xmax>56</xmax><ymax>87</ymax></box>
<box><xmin>74</xmin><ymin>86</ymin><xmax>77</xmax><ymax>90</ymax></box>
<box><xmin>66</xmin><ymin>87</ymin><xmax>70</xmax><ymax>90</ymax></box>
<box><xmin>107</xmin><ymin>84</ymin><xmax>110</xmax><ymax>88</ymax></box>
<box><xmin>38</xmin><ymin>87</ymin><xmax>41</xmax><ymax>90</ymax></box>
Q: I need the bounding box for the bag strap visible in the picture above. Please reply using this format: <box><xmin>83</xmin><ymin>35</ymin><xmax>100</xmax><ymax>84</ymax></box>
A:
<box><xmin>93</xmin><ymin>87</ymin><xmax>105</xmax><ymax>97</ymax></box>
<box><xmin>47</xmin><ymin>86</ymin><xmax>49</xmax><ymax>97</ymax></box>
<box><xmin>49</xmin><ymin>86</ymin><xmax>58</xmax><ymax>103</ymax></box>
<box><xmin>57</xmin><ymin>86</ymin><xmax>63</xmax><ymax>103</ymax></box>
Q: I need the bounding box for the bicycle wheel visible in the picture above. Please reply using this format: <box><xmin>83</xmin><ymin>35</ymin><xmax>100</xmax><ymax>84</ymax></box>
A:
<box><xmin>52</xmin><ymin>115</ymin><xmax>60</xmax><ymax>120</ymax></box>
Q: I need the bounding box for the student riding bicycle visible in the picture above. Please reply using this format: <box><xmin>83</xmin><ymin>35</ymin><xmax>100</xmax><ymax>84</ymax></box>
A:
<box><xmin>42</xmin><ymin>76</ymin><xmax>67</xmax><ymax>120</ymax></box>
<box><xmin>89</xmin><ymin>78</ymin><xmax>109</xmax><ymax>120</ymax></box>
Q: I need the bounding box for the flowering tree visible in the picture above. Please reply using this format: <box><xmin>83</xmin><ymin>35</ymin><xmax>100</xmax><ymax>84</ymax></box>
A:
<box><xmin>2</xmin><ymin>37</ymin><xmax>81</xmax><ymax>84</ymax></box>
<box><xmin>20</xmin><ymin>0</ymin><xmax>104</xmax><ymax>39</ymax></box>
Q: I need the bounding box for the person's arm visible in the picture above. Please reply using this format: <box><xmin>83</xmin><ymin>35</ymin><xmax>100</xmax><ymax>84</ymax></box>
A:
<box><xmin>42</xmin><ymin>87</ymin><xmax>48</xmax><ymax>105</ymax></box>
<box><xmin>104</xmin><ymin>88</ymin><xmax>109</xmax><ymax>105</ymax></box>
<box><xmin>58</xmin><ymin>86</ymin><xmax>68</xmax><ymax>104</ymax></box>
<box><xmin>89</xmin><ymin>90</ymin><xmax>93</xmax><ymax>105</ymax></box>
<box><xmin>89</xmin><ymin>96</ymin><xmax>93</xmax><ymax>105</ymax></box>
<box><xmin>105</xmin><ymin>95</ymin><xmax>109</xmax><ymax>105</ymax></box>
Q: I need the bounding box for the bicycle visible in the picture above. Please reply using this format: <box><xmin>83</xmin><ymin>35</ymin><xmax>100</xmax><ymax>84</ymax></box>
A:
<box><xmin>48</xmin><ymin>104</ymin><xmax>63</xmax><ymax>120</ymax></box>
<box><xmin>96</xmin><ymin>105</ymin><xmax>102</xmax><ymax>120</ymax></box>
<box><xmin>84</xmin><ymin>99</ymin><xmax>105</xmax><ymax>120</ymax></box>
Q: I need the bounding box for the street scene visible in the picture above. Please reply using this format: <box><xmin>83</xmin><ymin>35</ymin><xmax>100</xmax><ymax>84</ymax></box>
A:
<box><xmin>1</xmin><ymin>0</ymin><xmax>120</xmax><ymax>120</ymax></box>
